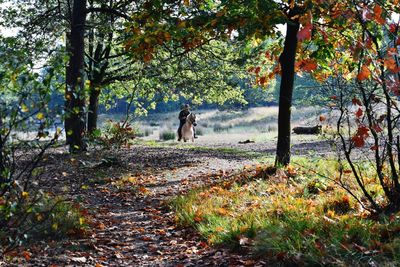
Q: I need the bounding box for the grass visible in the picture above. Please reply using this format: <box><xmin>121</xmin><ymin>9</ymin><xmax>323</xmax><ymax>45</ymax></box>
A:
<box><xmin>170</xmin><ymin>157</ymin><xmax>400</xmax><ymax>265</ymax></box>
<box><xmin>100</xmin><ymin>106</ymin><xmax>325</xmax><ymax>144</ymax></box>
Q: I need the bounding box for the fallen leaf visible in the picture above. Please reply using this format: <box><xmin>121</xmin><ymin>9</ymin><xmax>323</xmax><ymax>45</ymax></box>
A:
<box><xmin>22</xmin><ymin>251</ymin><xmax>31</xmax><ymax>261</ymax></box>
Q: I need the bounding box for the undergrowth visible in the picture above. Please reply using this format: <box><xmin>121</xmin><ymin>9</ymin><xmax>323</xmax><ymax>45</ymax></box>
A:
<box><xmin>171</xmin><ymin>157</ymin><xmax>400</xmax><ymax>265</ymax></box>
<box><xmin>1</xmin><ymin>194</ymin><xmax>87</xmax><ymax>253</ymax></box>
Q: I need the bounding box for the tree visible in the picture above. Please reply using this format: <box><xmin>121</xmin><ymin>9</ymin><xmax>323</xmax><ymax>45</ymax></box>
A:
<box><xmin>2</xmin><ymin>0</ymin><xmax>251</xmax><ymax>143</ymax></box>
<box><xmin>65</xmin><ymin>0</ymin><xmax>88</xmax><ymax>152</ymax></box>
<box><xmin>275</xmin><ymin>5</ymin><xmax>301</xmax><ymax>166</ymax></box>
<box><xmin>264</xmin><ymin>0</ymin><xmax>400</xmax><ymax>212</ymax></box>
<box><xmin>122</xmin><ymin>0</ymin><xmax>314</xmax><ymax>165</ymax></box>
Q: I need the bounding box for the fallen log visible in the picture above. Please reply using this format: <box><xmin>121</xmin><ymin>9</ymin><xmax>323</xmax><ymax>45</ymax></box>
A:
<box><xmin>293</xmin><ymin>125</ymin><xmax>321</xmax><ymax>135</ymax></box>
<box><xmin>238</xmin><ymin>139</ymin><xmax>255</xmax><ymax>144</ymax></box>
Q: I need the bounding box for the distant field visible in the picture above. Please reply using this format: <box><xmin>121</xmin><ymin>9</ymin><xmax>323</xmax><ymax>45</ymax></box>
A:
<box><xmin>98</xmin><ymin>106</ymin><xmax>326</xmax><ymax>144</ymax></box>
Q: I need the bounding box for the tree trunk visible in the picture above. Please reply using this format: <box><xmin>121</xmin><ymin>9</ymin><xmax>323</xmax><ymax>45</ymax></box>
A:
<box><xmin>87</xmin><ymin>85</ymin><xmax>100</xmax><ymax>134</ymax></box>
<box><xmin>275</xmin><ymin>16</ymin><xmax>300</xmax><ymax>166</ymax></box>
<box><xmin>65</xmin><ymin>0</ymin><xmax>87</xmax><ymax>152</ymax></box>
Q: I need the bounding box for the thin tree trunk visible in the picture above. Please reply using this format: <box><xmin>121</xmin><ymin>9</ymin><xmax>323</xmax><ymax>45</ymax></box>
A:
<box><xmin>87</xmin><ymin>85</ymin><xmax>100</xmax><ymax>134</ymax></box>
<box><xmin>65</xmin><ymin>0</ymin><xmax>87</xmax><ymax>152</ymax></box>
<box><xmin>275</xmin><ymin>15</ymin><xmax>300</xmax><ymax>166</ymax></box>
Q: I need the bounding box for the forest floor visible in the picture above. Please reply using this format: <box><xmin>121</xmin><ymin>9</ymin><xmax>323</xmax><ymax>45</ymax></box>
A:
<box><xmin>4</xmin><ymin>137</ymin><xmax>332</xmax><ymax>266</ymax></box>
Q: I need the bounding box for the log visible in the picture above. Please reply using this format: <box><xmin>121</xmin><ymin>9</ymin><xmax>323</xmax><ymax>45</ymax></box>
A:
<box><xmin>292</xmin><ymin>125</ymin><xmax>321</xmax><ymax>135</ymax></box>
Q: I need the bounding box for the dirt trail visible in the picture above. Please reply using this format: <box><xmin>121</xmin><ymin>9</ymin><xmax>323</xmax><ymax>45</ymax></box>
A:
<box><xmin>10</xmin><ymin>142</ymin><xmax>331</xmax><ymax>266</ymax></box>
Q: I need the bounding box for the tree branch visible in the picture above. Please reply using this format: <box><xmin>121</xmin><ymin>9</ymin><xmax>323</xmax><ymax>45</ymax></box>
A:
<box><xmin>86</xmin><ymin>7</ymin><xmax>132</xmax><ymax>21</ymax></box>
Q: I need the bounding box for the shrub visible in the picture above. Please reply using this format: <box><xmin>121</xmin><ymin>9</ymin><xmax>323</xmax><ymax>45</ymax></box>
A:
<box><xmin>0</xmin><ymin>195</ymin><xmax>87</xmax><ymax>249</ymax></box>
<box><xmin>159</xmin><ymin>129</ymin><xmax>176</xmax><ymax>141</ymax></box>
<box><xmin>0</xmin><ymin>47</ymin><xmax>86</xmax><ymax>253</ymax></box>
<box><xmin>195</xmin><ymin>127</ymin><xmax>204</xmax><ymax>136</ymax></box>
<box><xmin>200</xmin><ymin>122</ymin><xmax>209</xmax><ymax>128</ymax></box>
<box><xmin>213</xmin><ymin>123</ymin><xmax>232</xmax><ymax>133</ymax></box>
<box><xmin>99</xmin><ymin>120</ymin><xmax>136</xmax><ymax>148</ymax></box>
<box><xmin>136</xmin><ymin>127</ymin><xmax>153</xmax><ymax>137</ymax></box>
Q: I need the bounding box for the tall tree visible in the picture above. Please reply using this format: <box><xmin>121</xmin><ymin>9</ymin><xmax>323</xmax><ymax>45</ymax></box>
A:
<box><xmin>123</xmin><ymin>0</ymin><xmax>309</xmax><ymax>166</ymax></box>
<box><xmin>275</xmin><ymin>5</ymin><xmax>301</xmax><ymax>166</ymax></box>
<box><xmin>65</xmin><ymin>0</ymin><xmax>87</xmax><ymax>152</ymax></box>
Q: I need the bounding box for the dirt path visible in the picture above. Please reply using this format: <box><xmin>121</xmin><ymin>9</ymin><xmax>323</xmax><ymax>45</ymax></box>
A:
<box><xmin>10</xmin><ymin>141</ymin><xmax>331</xmax><ymax>266</ymax></box>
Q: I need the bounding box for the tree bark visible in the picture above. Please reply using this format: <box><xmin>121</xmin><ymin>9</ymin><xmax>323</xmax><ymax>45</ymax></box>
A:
<box><xmin>87</xmin><ymin>84</ymin><xmax>100</xmax><ymax>134</ymax></box>
<box><xmin>65</xmin><ymin>0</ymin><xmax>87</xmax><ymax>152</ymax></box>
<box><xmin>86</xmin><ymin>10</ymin><xmax>112</xmax><ymax>134</ymax></box>
<box><xmin>275</xmin><ymin>15</ymin><xmax>300</xmax><ymax>166</ymax></box>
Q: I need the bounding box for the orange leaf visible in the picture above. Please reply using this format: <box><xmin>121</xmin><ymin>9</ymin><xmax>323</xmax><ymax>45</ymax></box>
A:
<box><xmin>357</xmin><ymin>125</ymin><xmax>369</xmax><ymax>136</ymax></box>
<box><xmin>216</xmin><ymin>207</ymin><xmax>228</xmax><ymax>216</ymax></box>
<box><xmin>164</xmin><ymin>32</ymin><xmax>171</xmax><ymax>41</ymax></box>
<box><xmin>384</xmin><ymin>57</ymin><xmax>398</xmax><ymax>73</ymax></box>
<box><xmin>297</xmin><ymin>24</ymin><xmax>312</xmax><ymax>41</ymax></box>
<box><xmin>22</xmin><ymin>251</ymin><xmax>31</xmax><ymax>261</ymax></box>
<box><xmin>198</xmin><ymin>241</ymin><xmax>208</xmax><ymax>248</ymax></box>
<box><xmin>389</xmin><ymin>23</ymin><xmax>397</xmax><ymax>33</ymax></box>
<box><xmin>372</xmin><ymin>124</ymin><xmax>383</xmax><ymax>133</ymax></box>
<box><xmin>370</xmin><ymin>145</ymin><xmax>378</xmax><ymax>150</ymax></box>
<box><xmin>355</xmin><ymin>108</ymin><xmax>363</xmax><ymax>118</ymax></box>
<box><xmin>302</xmin><ymin>60</ymin><xmax>317</xmax><ymax>72</ymax></box>
<box><xmin>193</xmin><ymin>216</ymin><xmax>202</xmax><ymax>222</ymax></box>
<box><xmin>352</xmin><ymin>97</ymin><xmax>362</xmax><ymax>106</ymax></box>
<box><xmin>183</xmin><ymin>0</ymin><xmax>190</xmax><ymax>6</ymax></box>
<box><xmin>357</xmin><ymin>136</ymin><xmax>367</xmax><ymax>144</ymax></box>
<box><xmin>374</xmin><ymin>5</ymin><xmax>382</xmax><ymax>18</ymax></box>
<box><xmin>143</xmin><ymin>53</ymin><xmax>153</xmax><ymax>62</ymax></box>
<box><xmin>352</xmin><ymin>125</ymin><xmax>369</xmax><ymax>147</ymax></box>
<box><xmin>373</xmin><ymin>5</ymin><xmax>385</xmax><ymax>25</ymax></box>
<box><xmin>138</xmin><ymin>186</ymin><xmax>149</xmax><ymax>194</ymax></box>
<box><xmin>319</xmin><ymin>115</ymin><xmax>326</xmax><ymax>122</ymax></box>
<box><xmin>373</xmin><ymin>5</ymin><xmax>383</xmax><ymax>19</ymax></box>
<box><xmin>357</xmin><ymin>65</ymin><xmax>371</xmax><ymax>81</ymax></box>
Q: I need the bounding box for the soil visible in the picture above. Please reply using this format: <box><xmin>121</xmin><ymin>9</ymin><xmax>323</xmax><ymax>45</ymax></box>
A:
<box><xmin>3</xmin><ymin>139</ymin><xmax>332</xmax><ymax>266</ymax></box>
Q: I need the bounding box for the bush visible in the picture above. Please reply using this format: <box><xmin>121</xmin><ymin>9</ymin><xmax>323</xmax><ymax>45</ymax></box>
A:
<box><xmin>99</xmin><ymin>120</ymin><xmax>136</xmax><ymax>148</ymax></box>
<box><xmin>159</xmin><ymin>129</ymin><xmax>176</xmax><ymax>141</ymax></box>
<box><xmin>213</xmin><ymin>123</ymin><xmax>232</xmax><ymax>133</ymax></box>
<box><xmin>136</xmin><ymin>127</ymin><xmax>153</xmax><ymax>137</ymax></box>
<box><xmin>0</xmin><ymin>45</ymin><xmax>86</xmax><ymax>253</ymax></box>
<box><xmin>195</xmin><ymin>127</ymin><xmax>204</xmax><ymax>136</ymax></box>
<box><xmin>0</xmin><ymin>195</ymin><xmax>87</xmax><ymax>249</ymax></box>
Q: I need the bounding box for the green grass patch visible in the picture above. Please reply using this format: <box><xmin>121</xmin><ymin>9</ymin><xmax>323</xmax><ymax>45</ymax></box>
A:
<box><xmin>170</xmin><ymin>158</ymin><xmax>400</xmax><ymax>265</ymax></box>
